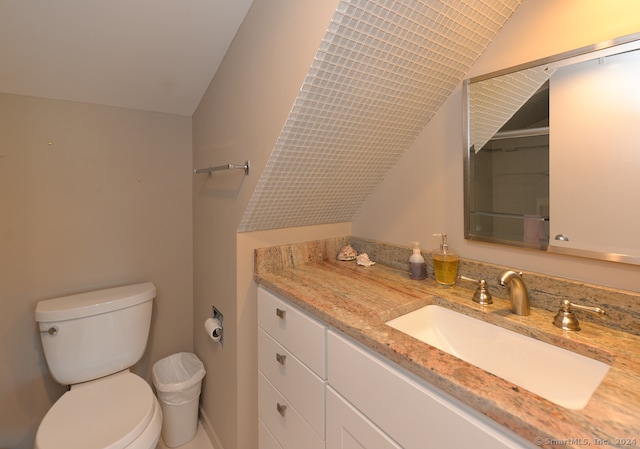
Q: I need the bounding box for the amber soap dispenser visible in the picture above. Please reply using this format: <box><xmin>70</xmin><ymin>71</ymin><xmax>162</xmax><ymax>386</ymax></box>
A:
<box><xmin>432</xmin><ymin>233</ymin><xmax>459</xmax><ymax>288</ymax></box>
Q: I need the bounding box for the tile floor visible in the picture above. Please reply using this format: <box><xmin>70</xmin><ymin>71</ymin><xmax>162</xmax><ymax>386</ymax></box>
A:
<box><xmin>157</xmin><ymin>422</ymin><xmax>214</xmax><ymax>449</ymax></box>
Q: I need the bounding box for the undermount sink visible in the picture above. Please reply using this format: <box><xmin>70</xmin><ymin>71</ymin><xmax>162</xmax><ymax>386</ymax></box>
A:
<box><xmin>386</xmin><ymin>305</ymin><xmax>610</xmax><ymax>410</ymax></box>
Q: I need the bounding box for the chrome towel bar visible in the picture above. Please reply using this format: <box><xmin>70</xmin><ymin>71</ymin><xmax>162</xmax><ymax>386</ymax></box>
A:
<box><xmin>194</xmin><ymin>160</ymin><xmax>250</xmax><ymax>177</ymax></box>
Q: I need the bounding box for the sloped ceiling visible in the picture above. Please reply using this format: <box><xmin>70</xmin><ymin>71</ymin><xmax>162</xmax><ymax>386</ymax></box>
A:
<box><xmin>239</xmin><ymin>0</ymin><xmax>522</xmax><ymax>232</ymax></box>
<box><xmin>0</xmin><ymin>0</ymin><xmax>254</xmax><ymax>116</ymax></box>
<box><xmin>1</xmin><ymin>0</ymin><xmax>524</xmax><ymax>233</ymax></box>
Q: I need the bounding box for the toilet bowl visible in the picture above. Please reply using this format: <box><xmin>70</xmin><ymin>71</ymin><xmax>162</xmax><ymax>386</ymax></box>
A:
<box><xmin>35</xmin><ymin>371</ymin><xmax>162</xmax><ymax>449</ymax></box>
<box><xmin>34</xmin><ymin>283</ymin><xmax>161</xmax><ymax>449</ymax></box>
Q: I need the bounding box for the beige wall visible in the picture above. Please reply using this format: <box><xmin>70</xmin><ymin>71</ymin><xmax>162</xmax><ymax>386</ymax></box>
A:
<box><xmin>353</xmin><ymin>0</ymin><xmax>640</xmax><ymax>293</ymax></box>
<box><xmin>191</xmin><ymin>1</ymin><xmax>339</xmax><ymax>448</ymax></box>
<box><xmin>0</xmin><ymin>93</ymin><xmax>193</xmax><ymax>449</ymax></box>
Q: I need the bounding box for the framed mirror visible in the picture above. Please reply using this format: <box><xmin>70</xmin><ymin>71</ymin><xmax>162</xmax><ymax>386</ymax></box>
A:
<box><xmin>463</xmin><ymin>33</ymin><xmax>640</xmax><ymax>265</ymax></box>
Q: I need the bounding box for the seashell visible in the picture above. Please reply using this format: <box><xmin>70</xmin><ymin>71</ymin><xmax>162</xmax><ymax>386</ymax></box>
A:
<box><xmin>356</xmin><ymin>253</ymin><xmax>375</xmax><ymax>267</ymax></box>
<box><xmin>337</xmin><ymin>245</ymin><xmax>357</xmax><ymax>261</ymax></box>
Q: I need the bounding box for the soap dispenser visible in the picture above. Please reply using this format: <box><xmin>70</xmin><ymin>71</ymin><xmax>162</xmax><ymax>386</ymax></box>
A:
<box><xmin>409</xmin><ymin>242</ymin><xmax>426</xmax><ymax>280</ymax></box>
<box><xmin>432</xmin><ymin>233</ymin><xmax>459</xmax><ymax>288</ymax></box>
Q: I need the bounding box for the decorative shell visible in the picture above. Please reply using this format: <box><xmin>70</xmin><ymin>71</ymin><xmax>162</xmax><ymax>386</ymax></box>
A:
<box><xmin>356</xmin><ymin>253</ymin><xmax>375</xmax><ymax>267</ymax></box>
<box><xmin>336</xmin><ymin>245</ymin><xmax>357</xmax><ymax>261</ymax></box>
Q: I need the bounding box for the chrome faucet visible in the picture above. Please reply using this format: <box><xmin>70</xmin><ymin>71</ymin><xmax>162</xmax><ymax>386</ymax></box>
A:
<box><xmin>498</xmin><ymin>270</ymin><xmax>530</xmax><ymax>316</ymax></box>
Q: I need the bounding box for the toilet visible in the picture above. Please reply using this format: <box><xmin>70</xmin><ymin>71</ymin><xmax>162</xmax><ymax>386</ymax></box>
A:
<box><xmin>34</xmin><ymin>282</ymin><xmax>162</xmax><ymax>449</ymax></box>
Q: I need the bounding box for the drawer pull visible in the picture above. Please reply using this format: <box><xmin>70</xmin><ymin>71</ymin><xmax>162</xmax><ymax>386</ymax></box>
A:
<box><xmin>276</xmin><ymin>402</ymin><xmax>287</xmax><ymax>417</ymax></box>
<box><xmin>276</xmin><ymin>308</ymin><xmax>286</xmax><ymax>319</ymax></box>
<box><xmin>275</xmin><ymin>353</ymin><xmax>286</xmax><ymax>365</ymax></box>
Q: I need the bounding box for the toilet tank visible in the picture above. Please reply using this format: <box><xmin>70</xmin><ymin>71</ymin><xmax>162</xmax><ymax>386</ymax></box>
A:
<box><xmin>35</xmin><ymin>282</ymin><xmax>156</xmax><ymax>385</ymax></box>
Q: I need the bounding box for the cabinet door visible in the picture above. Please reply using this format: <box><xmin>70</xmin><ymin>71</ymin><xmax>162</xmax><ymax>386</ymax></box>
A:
<box><xmin>549</xmin><ymin>50</ymin><xmax>640</xmax><ymax>256</ymax></box>
<box><xmin>327</xmin><ymin>387</ymin><xmax>401</xmax><ymax>449</ymax></box>
<box><xmin>328</xmin><ymin>330</ymin><xmax>534</xmax><ymax>449</ymax></box>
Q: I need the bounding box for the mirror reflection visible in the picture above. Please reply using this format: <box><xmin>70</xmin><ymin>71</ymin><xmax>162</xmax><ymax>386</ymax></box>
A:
<box><xmin>463</xmin><ymin>33</ymin><xmax>640</xmax><ymax>265</ymax></box>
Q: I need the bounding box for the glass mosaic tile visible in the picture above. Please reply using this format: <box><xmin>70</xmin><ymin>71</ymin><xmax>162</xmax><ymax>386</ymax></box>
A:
<box><xmin>239</xmin><ymin>0</ymin><xmax>521</xmax><ymax>232</ymax></box>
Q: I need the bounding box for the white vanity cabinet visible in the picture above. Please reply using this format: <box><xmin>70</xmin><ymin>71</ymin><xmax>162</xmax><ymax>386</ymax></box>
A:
<box><xmin>257</xmin><ymin>286</ymin><xmax>534</xmax><ymax>449</ymax></box>
<box><xmin>257</xmin><ymin>286</ymin><xmax>327</xmax><ymax>449</ymax></box>
<box><xmin>327</xmin><ymin>330</ymin><xmax>535</xmax><ymax>449</ymax></box>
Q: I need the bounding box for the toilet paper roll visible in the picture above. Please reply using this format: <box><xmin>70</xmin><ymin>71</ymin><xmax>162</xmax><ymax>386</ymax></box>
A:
<box><xmin>204</xmin><ymin>317</ymin><xmax>223</xmax><ymax>342</ymax></box>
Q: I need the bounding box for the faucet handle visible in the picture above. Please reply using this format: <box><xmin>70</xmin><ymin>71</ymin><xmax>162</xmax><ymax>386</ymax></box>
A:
<box><xmin>553</xmin><ymin>299</ymin><xmax>605</xmax><ymax>331</ymax></box>
<box><xmin>459</xmin><ymin>276</ymin><xmax>493</xmax><ymax>305</ymax></box>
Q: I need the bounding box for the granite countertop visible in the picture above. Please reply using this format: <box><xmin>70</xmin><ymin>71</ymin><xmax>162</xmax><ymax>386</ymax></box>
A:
<box><xmin>255</xmin><ymin>243</ymin><xmax>640</xmax><ymax>449</ymax></box>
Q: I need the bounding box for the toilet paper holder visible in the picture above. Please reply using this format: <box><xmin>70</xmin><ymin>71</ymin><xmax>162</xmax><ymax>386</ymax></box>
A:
<box><xmin>204</xmin><ymin>306</ymin><xmax>224</xmax><ymax>347</ymax></box>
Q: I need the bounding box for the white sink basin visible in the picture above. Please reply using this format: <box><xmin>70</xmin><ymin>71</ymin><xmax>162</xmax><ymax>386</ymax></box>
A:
<box><xmin>386</xmin><ymin>305</ymin><xmax>610</xmax><ymax>409</ymax></box>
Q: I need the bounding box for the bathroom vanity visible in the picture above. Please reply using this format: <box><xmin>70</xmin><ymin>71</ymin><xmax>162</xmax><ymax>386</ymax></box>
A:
<box><xmin>258</xmin><ymin>286</ymin><xmax>532</xmax><ymax>449</ymax></box>
<box><xmin>255</xmin><ymin>237</ymin><xmax>640</xmax><ymax>449</ymax></box>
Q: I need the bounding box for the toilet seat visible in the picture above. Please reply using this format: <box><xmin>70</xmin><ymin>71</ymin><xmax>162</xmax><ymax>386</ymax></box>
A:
<box><xmin>35</xmin><ymin>371</ymin><xmax>159</xmax><ymax>449</ymax></box>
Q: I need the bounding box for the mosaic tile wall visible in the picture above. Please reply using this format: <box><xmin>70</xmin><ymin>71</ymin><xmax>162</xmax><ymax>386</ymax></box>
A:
<box><xmin>239</xmin><ymin>0</ymin><xmax>522</xmax><ymax>232</ymax></box>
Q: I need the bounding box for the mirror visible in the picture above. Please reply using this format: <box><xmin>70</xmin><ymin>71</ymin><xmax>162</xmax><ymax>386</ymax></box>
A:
<box><xmin>463</xmin><ymin>33</ymin><xmax>640</xmax><ymax>265</ymax></box>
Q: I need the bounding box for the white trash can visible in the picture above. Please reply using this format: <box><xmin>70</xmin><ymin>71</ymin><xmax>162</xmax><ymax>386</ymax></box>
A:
<box><xmin>152</xmin><ymin>352</ymin><xmax>206</xmax><ymax>448</ymax></box>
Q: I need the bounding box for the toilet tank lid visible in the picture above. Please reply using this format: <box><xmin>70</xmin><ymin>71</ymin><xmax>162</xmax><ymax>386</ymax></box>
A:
<box><xmin>35</xmin><ymin>282</ymin><xmax>156</xmax><ymax>322</ymax></box>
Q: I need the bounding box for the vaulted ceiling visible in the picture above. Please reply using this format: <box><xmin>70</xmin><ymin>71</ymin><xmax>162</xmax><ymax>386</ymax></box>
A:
<box><xmin>2</xmin><ymin>0</ymin><xmax>524</xmax><ymax>233</ymax></box>
<box><xmin>0</xmin><ymin>0</ymin><xmax>254</xmax><ymax>116</ymax></box>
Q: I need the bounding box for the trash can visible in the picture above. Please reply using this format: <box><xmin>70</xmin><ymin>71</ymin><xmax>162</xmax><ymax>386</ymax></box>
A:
<box><xmin>152</xmin><ymin>352</ymin><xmax>206</xmax><ymax>448</ymax></box>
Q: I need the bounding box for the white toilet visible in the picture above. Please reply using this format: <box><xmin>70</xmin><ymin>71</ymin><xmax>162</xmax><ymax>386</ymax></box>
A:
<box><xmin>34</xmin><ymin>282</ymin><xmax>163</xmax><ymax>449</ymax></box>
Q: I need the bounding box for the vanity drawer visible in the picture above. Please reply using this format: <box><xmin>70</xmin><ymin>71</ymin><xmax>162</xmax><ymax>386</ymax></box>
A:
<box><xmin>259</xmin><ymin>419</ymin><xmax>283</xmax><ymax>449</ymax></box>
<box><xmin>258</xmin><ymin>328</ymin><xmax>325</xmax><ymax>438</ymax></box>
<box><xmin>258</xmin><ymin>372</ymin><xmax>324</xmax><ymax>449</ymax></box>
<box><xmin>258</xmin><ymin>286</ymin><xmax>326</xmax><ymax>378</ymax></box>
